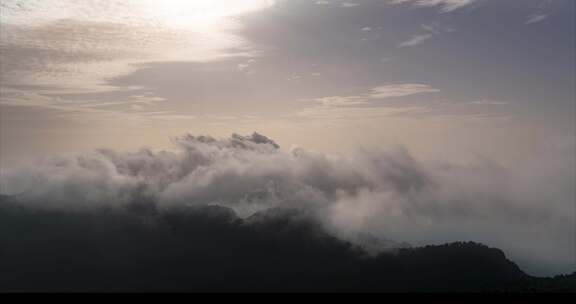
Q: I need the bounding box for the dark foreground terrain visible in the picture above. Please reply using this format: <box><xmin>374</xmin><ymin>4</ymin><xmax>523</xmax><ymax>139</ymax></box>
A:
<box><xmin>0</xmin><ymin>196</ymin><xmax>574</xmax><ymax>292</ymax></box>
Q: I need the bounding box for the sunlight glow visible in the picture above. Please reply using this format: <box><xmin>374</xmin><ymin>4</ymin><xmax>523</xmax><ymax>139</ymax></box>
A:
<box><xmin>143</xmin><ymin>0</ymin><xmax>274</xmax><ymax>30</ymax></box>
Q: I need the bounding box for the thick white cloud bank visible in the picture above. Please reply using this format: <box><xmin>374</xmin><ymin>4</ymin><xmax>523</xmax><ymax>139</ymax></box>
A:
<box><xmin>1</xmin><ymin>132</ymin><xmax>574</xmax><ymax>276</ymax></box>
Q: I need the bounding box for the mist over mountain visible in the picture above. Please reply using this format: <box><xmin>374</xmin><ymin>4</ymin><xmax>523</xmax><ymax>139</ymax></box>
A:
<box><xmin>0</xmin><ymin>132</ymin><xmax>574</xmax><ymax>281</ymax></box>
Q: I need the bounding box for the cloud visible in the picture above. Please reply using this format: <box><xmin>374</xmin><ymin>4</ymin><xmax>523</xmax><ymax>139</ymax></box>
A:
<box><xmin>341</xmin><ymin>2</ymin><xmax>360</xmax><ymax>8</ymax></box>
<box><xmin>298</xmin><ymin>83</ymin><xmax>439</xmax><ymax>120</ymax></box>
<box><xmin>0</xmin><ymin>1</ymin><xmax>271</xmax><ymax>112</ymax></box>
<box><xmin>468</xmin><ymin>99</ymin><xmax>509</xmax><ymax>105</ymax></box>
<box><xmin>397</xmin><ymin>23</ymin><xmax>451</xmax><ymax>48</ymax></box>
<box><xmin>369</xmin><ymin>83</ymin><xmax>440</xmax><ymax>98</ymax></box>
<box><xmin>525</xmin><ymin>0</ymin><xmax>552</xmax><ymax>25</ymax></box>
<box><xmin>397</xmin><ymin>34</ymin><xmax>434</xmax><ymax>48</ymax></box>
<box><xmin>389</xmin><ymin>0</ymin><xmax>476</xmax><ymax>13</ymax></box>
<box><xmin>297</xmin><ymin>83</ymin><xmax>446</xmax><ymax>120</ymax></box>
<box><xmin>1</xmin><ymin>132</ymin><xmax>573</xmax><ymax>276</ymax></box>
<box><xmin>525</xmin><ymin>14</ymin><xmax>549</xmax><ymax>25</ymax></box>
<box><xmin>306</xmin><ymin>83</ymin><xmax>439</xmax><ymax>110</ymax></box>
<box><xmin>311</xmin><ymin>83</ymin><xmax>440</xmax><ymax>106</ymax></box>
<box><xmin>313</xmin><ymin>96</ymin><xmax>369</xmax><ymax>107</ymax></box>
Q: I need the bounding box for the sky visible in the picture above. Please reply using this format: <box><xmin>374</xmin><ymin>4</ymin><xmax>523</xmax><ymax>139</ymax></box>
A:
<box><xmin>0</xmin><ymin>0</ymin><xmax>573</xmax><ymax>163</ymax></box>
<box><xmin>0</xmin><ymin>0</ymin><xmax>575</xmax><ymax>276</ymax></box>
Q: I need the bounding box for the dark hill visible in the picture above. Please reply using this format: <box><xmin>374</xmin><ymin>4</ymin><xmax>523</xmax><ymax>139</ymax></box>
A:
<box><xmin>0</xmin><ymin>198</ymin><xmax>573</xmax><ymax>292</ymax></box>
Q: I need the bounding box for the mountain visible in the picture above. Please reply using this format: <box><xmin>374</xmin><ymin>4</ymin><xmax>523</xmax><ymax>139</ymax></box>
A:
<box><xmin>0</xmin><ymin>198</ymin><xmax>574</xmax><ymax>292</ymax></box>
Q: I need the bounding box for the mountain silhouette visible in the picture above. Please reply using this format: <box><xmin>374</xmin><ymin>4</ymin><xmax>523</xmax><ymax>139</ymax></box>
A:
<box><xmin>0</xmin><ymin>196</ymin><xmax>574</xmax><ymax>292</ymax></box>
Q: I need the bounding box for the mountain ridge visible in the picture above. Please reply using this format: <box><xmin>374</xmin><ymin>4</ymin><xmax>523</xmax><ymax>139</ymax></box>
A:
<box><xmin>0</xmin><ymin>196</ymin><xmax>574</xmax><ymax>292</ymax></box>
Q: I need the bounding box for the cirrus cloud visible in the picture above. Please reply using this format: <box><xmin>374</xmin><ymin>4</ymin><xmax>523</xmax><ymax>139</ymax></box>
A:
<box><xmin>389</xmin><ymin>0</ymin><xmax>476</xmax><ymax>13</ymax></box>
